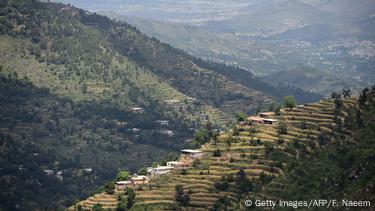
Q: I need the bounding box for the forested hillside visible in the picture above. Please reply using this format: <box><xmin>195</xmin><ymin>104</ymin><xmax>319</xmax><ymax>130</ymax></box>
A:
<box><xmin>0</xmin><ymin>0</ymin><xmax>321</xmax><ymax>210</ymax></box>
<box><xmin>263</xmin><ymin>86</ymin><xmax>375</xmax><ymax>205</ymax></box>
<box><xmin>72</xmin><ymin>87</ymin><xmax>374</xmax><ymax>210</ymax></box>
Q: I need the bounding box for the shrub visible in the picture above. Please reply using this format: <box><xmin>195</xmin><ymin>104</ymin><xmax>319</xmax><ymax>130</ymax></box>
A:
<box><xmin>235</xmin><ymin>168</ymin><xmax>253</xmax><ymax>193</ymax></box>
<box><xmin>117</xmin><ymin>188</ymin><xmax>136</xmax><ymax>210</ymax></box>
<box><xmin>180</xmin><ymin>169</ymin><xmax>187</xmax><ymax>175</ymax></box>
<box><xmin>174</xmin><ymin>184</ymin><xmax>190</xmax><ymax>206</ymax></box>
<box><xmin>264</xmin><ymin>142</ymin><xmax>275</xmax><ymax>157</ymax></box>
<box><xmin>104</xmin><ymin>181</ymin><xmax>115</xmax><ymax>195</ymax></box>
<box><xmin>138</xmin><ymin>167</ymin><xmax>147</xmax><ymax>175</ymax></box>
<box><xmin>212</xmin><ymin>149</ymin><xmax>221</xmax><ymax>157</ymax></box>
<box><xmin>275</xmin><ymin>105</ymin><xmax>282</xmax><ymax>115</ymax></box>
<box><xmin>116</xmin><ymin>171</ymin><xmax>129</xmax><ymax>181</ymax></box>
<box><xmin>235</xmin><ymin>112</ymin><xmax>247</xmax><ymax>122</ymax></box>
<box><xmin>259</xmin><ymin>172</ymin><xmax>274</xmax><ymax>184</ymax></box>
<box><xmin>92</xmin><ymin>204</ymin><xmax>103</xmax><ymax>211</ymax></box>
<box><xmin>283</xmin><ymin>95</ymin><xmax>296</xmax><ymax>109</ymax></box>
<box><xmin>214</xmin><ymin>176</ymin><xmax>229</xmax><ymax>191</ymax></box>
<box><xmin>278</xmin><ymin>123</ymin><xmax>288</xmax><ymax>134</ymax></box>
<box><xmin>277</xmin><ymin>137</ymin><xmax>285</xmax><ymax>145</ymax></box>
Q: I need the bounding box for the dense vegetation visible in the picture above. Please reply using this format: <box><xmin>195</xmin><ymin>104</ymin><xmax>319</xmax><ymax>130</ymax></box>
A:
<box><xmin>73</xmin><ymin>87</ymin><xmax>374</xmax><ymax>210</ymax></box>
<box><xmin>0</xmin><ymin>73</ymin><xmax>193</xmax><ymax>210</ymax></box>
<box><xmin>265</xmin><ymin>86</ymin><xmax>375</xmax><ymax>205</ymax></box>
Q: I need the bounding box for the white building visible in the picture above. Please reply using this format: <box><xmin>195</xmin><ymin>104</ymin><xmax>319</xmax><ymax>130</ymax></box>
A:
<box><xmin>131</xmin><ymin>107</ymin><xmax>144</xmax><ymax>113</ymax></box>
<box><xmin>116</xmin><ymin>181</ymin><xmax>132</xmax><ymax>191</ymax></box>
<box><xmin>181</xmin><ymin>149</ymin><xmax>204</xmax><ymax>159</ymax></box>
<box><xmin>166</xmin><ymin>161</ymin><xmax>183</xmax><ymax>168</ymax></box>
<box><xmin>130</xmin><ymin>175</ymin><xmax>150</xmax><ymax>185</ymax></box>
<box><xmin>156</xmin><ymin>120</ymin><xmax>169</xmax><ymax>126</ymax></box>
<box><xmin>147</xmin><ymin>166</ymin><xmax>174</xmax><ymax>176</ymax></box>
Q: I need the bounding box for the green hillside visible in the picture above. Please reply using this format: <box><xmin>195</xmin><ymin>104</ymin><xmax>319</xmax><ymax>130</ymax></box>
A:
<box><xmin>262</xmin><ymin>86</ymin><xmax>375</xmax><ymax>207</ymax></box>
<box><xmin>0</xmin><ymin>0</ymin><xmax>319</xmax><ymax>210</ymax></box>
<box><xmin>72</xmin><ymin>87</ymin><xmax>374</xmax><ymax>210</ymax></box>
<box><xmin>0</xmin><ymin>72</ymin><xmax>195</xmax><ymax>210</ymax></box>
<box><xmin>262</xmin><ymin>67</ymin><xmax>367</xmax><ymax>95</ymax></box>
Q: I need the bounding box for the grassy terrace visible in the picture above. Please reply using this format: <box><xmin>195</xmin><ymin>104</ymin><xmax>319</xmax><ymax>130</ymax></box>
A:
<box><xmin>0</xmin><ymin>35</ymin><xmax>232</xmax><ymax>129</ymax></box>
<box><xmin>72</xmin><ymin>99</ymin><xmax>355</xmax><ymax>210</ymax></box>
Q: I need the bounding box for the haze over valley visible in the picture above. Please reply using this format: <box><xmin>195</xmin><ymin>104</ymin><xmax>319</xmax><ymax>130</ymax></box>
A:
<box><xmin>54</xmin><ymin>0</ymin><xmax>375</xmax><ymax>95</ymax></box>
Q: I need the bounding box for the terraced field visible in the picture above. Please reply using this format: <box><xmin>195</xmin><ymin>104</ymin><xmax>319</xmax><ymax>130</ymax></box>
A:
<box><xmin>0</xmin><ymin>36</ymin><xmax>233</xmax><ymax>127</ymax></box>
<box><xmin>72</xmin><ymin>98</ymin><xmax>356</xmax><ymax>210</ymax></box>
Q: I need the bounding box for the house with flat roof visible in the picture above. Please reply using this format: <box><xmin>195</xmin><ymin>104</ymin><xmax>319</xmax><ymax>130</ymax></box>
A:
<box><xmin>258</xmin><ymin>112</ymin><xmax>275</xmax><ymax>118</ymax></box>
<box><xmin>130</xmin><ymin>175</ymin><xmax>150</xmax><ymax>185</ymax></box>
<box><xmin>131</xmin><ymin>107</ymin><xmax>144</xmax><ymax>113</ymax></box>
<box><xmin>166</xmin><ymin>161</ymin><xmax>184</xmax><ymax>168</ymax></box>
<box><xmin>247</xmin><ymin>116</ymin><xmax>278</xmax><ymax>125</ymax></box>
<box><xmin>116</xmin><ymin>181</ymin><xmax>132</xmax><ymax>191</ymax></box>
<box><xmin>180</xmin><ymin>149</ymin><xmax>204</xmax><ymax>164</ymax></box>
<box><xmin>156</xmin><ymin>120</ymin><xmax>169</xmax><ymax>126</ymax></box>
<box><xmin>147</xmin><ymin>166</ymin><xmax>174</xmax><ymax>176</ymax></box>
<box><xmin>263</xmin><ymin>118</ymin><xmax>279</xmax><ymax>125</ymax></box>
<box><xmin>181</xmin><ymin>149</ymin><xmax>204</xmax><ymax>158</ymax></box>
<box><xmin>247</xmin><ymin>116</ymin><xmax>265</xmax><ymax>124</ymax></box>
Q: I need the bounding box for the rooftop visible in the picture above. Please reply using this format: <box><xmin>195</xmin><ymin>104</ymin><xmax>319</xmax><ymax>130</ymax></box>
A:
<box><xmin>167</xmin><ymin>161</ymin><xmax>182</xmax><ymax>164</ymax></box>
<box><xmin>181</xmin><ymin>149</ymin><xmax>203</xmax><ymax>154</ymax></box>
<box><xmin>131</xmin><ymin>175</ymin><xmax>149</xmax><ymax>180</ymax></box>
<box><xmin>116</xmin><ymin>181</ymin><xmax>132</xmax><ymax>185</ymax></box>
<box><xmin>259</xmin><ymin>112</ymin><xmax>275</xmax><ymax>116</ymax></box>
<box><xmin>264</xmin><ymin>118</ymin><xmax>278</xmax><ymax>122</ymax></box>
<box><xmin>247</xmin><ymin>116</ymin><xmax>265</xmax><ymax>121</ymax></box>
<box><xmin>153</xmin><ymin>166</ymin><xmax>175</xmax><ymax>170</ymax></box>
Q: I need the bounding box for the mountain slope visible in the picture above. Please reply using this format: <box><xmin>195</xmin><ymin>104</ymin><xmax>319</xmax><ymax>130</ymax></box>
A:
<box><xmin>0</xmin><ymin>0</ymin><xmax>315</xmax><ymax>209</ymax></box>
<box><xmin>260</xmin><ymin>86</ymin><xmax>375</xmax><ymax>206</ymax></box>
<box><xmin>72</xmin><ymin>90</ymin><xmax>368</xmax><ymax>210</ymax></box>
<box><xmin>262</xmin><ymin>67</ymin><xmax>367</xmax><ymax>95</ymax></box>
<box><xmin>0</xmin><ymin>74</ymin><xmax>192</xmax><ymax>210</ymax></box>
<box><xmin>102</xmin><ymin>0</ymin><xmax>375</xmax><ymax>95</ymax></box>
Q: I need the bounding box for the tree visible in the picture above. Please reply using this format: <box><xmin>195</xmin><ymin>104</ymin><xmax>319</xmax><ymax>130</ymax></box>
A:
<box><xmin>174</xmin><ymin>184</ymin><xmax>190</xmax><ymax>206</ymax></box>
<box><xmin>212</xmin><ymin>149</ymin><xmax>221</xmax><ymax>157</ymax></box>
<box><xmin>214</xmin><ymin>176</ymin><xmax>229</xmax><ymax>191</ymax></box>
<box><xmin>300</xmin><ymin>121</ymin><xmax>307</xmax><ymax>129</ymax></box>
<box><xmin>117</xmin><ymin>189</ymin><xmax>136</xmax><ymax>210</ymax></box>
<box><xmin>278</xmin><ymin>123</ymin><xmax>288</xmax><ymax>135</ymax></box>
<box><xmin>104</xmin><ymin>181</ymin><xmax>115</xmax><ymax>195</ymax></box>
<box><xmin>116</xmin><ymin>200</ymin><xmax>127</xmax><ymax>211</ymax></box>
<box><xmin>81</xmin><ymin>83</ymin><xmax>88</xmax><ymax>94</ymax></box>
<box><xmin>331</xmin><ymin>92</ymin><xmax>341</xmax><ymax>99</ymax></box>
<box><xmin>191</xmin><ymin>129</ymin><xmax>209</xmax><ymax>148</ymax></box>
<box><xmin>125</xmin><ymin>188</ymin><xmax>136</xmax><ymax>209</ymax></box>
<box><xmin>92</xmin><ymin>203</ymin><xmax>104</xmax><ymax>211</ymax></box>
<box><xmin>235</xmin><ymin>168</ymin><xmax>253</xmax><ymax>193</ymax></box>
<box><xmin>274</xmin><ymin>105</ymin><xmax>282</xmax><ymax>115</ymax></box>
<box><xmin>342</xmin><ymin>88</ymin><xmax>351</xmax><ymax>98</ymax></box>
<box><xmin>235</xmin><ymin>112</ymin><xmax>247</xmax><ymax>122</ymax></box>
<box><xmin>264</xmin><ymin>142</ymin><xmax>275</xmax><ymax>157</ymax></box>
<box><xmin>283</xmin><ymin>95</ymin><xmax>296</xmax><ymax>109</ymax></box>
<box><xmin>138</xmin><ymin>167</ymin><xmax>147</xmax><ymax>175</ymax></box>
<box><xmin>259</xmin><ymin>172</ymin><xmax>274</xmax><ymax>184</ymax></box>
<box><xmin>116</xmin><ymin>171</ymin><xmax>129</xmax><ymax>181</ymax></box>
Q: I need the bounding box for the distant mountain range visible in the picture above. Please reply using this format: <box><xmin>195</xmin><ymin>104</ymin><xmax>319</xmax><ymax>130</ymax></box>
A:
<box><xmin>98</xmin><ymin>0</ymin><xmax>375</xmax><ymax>95</ymax></box>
